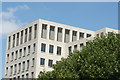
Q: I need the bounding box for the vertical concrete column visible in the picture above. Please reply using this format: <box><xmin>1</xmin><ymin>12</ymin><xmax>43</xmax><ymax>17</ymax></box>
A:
<box><xmin>28</xmin><ymin>27</ymin><xmax>30</xmax><ymax>41</ymax></box>
<box><xmin>8</xmin><ymin>66</ymin><xmax>9</xmax><ymax>76</ymax></box>
<box><xmin>70</xmin><ymin>30</ymin><xmax>72</xmax><ymax>42</ymax></box>
<box><xmin>31</xmin><ymin>25</ymin><xmax>34</xmax><ymax>53</ymax></box>
<box><xmin>14</xmin><ymin>65</ymin><xmax>16</xmax><ymax>75</ymax></box>
<box><xmin>62</xmin><ymin>28</ymin><xmax>65</xmax><ymax>42</ymax></box>
<box><xmin>12</xmin><ymin>66</ymin><xmax>14</xmax><ymax>75</ymax></box>
<box><xmin>16</xmin><ymin>65</ymin><xmax>18</xmax><ymax>74</ymax></box>
<box><xmin>18</xmin><ymin>31</ymin><xmax>21</xmax><ymax>45</ymax></box>
<box><xmin>12</xmin><ymin>34</ymin><xmax>15</xmax><ymax>48</ymax></box>
<box><xmin>8</xmin><ymin>67</ymin><xmax>10</xmax><ymax>76</ymax></box>
<box><xmin>27</xmin><ymin>28</ymin><xmax>29</xmax><ymax>42</ymax></box>
<box><xmin>84</xmin><ymin>33</ymin><xmax>86</xmax><ymax>38</ymax></box>
<box><xmin>77</xmin><ymin>44</ymin><xmax>80</xmax><ymax>51</ymax></box>
<box><xmin>26</xmin><ymin>45</ymin><xmax>28</xmax><ymax>56</ymax></box>
<box><xmin>11</xmin><ymin>35</ymin><xmax>13</xmax><ymax>48</ymax></box>
<box><xmin>72</xmin><ymin>46</ymin><xmax>74</xmax><ymax>53</ymax></box>
<box><xmin>38</xmin><ymin>23</ymin><xmax>42</xmax><ymax>39</ymax></box>
<box><xmin>21</xmin><ymin>62</ymin><xmax>23</xmax><ymax>73</ymax></box>
<box><xmin>32</xmin><ymin>24</ymin><xmax>34</xmax><ymax>40</ymax></box>
<box><xmin>25</xmin><ymin>61</ymin><xmax>27</xmax><ymax>71</ymax></box>
<box><xmin>55</xmin><ymin>26</ymin><xmax>58</xmax><ymax>41</ymax></box>
<box><xmin>45</xmin><ymin>59</ymin><xmax>48</xmax><ymax>69</ymax></box>
<box><xmin>22</xmin><ymin>30</ymin><xmax>25</xmax><ymax>44</ymax></box>
<box><xmin>77</xmin><ymin>31</ymin><xmax>79</xmax><ymax>40</ymax></box>
<box><xmin>47</xmin><ymin>24</ymin><xmax>50</xmax><ymax>40</ymax></box>
<box><xmin>15</xmin><ymin>34</ymin><xmax>17</xmax><ymax>47</ymax></box>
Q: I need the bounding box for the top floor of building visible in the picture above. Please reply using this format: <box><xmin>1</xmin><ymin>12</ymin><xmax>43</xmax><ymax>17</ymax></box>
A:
<box><xmin>6</xmin><ymin>19</ymin><xmax>119</xmax><ymax>51</ymax></box>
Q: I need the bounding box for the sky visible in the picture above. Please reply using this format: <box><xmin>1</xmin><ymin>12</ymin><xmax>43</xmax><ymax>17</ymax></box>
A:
<box><xmin>2</xmin><ymin>0</ymin><xmax>120</xmax><ymax>2</ymax></box>
<box><xmin>0</xmin><ymin>2</ymin><xmax>119</xmax><ymax>79</ymax></box>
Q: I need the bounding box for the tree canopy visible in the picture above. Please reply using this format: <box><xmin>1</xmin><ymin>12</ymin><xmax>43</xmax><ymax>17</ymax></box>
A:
<box><xmin>38</xmin><ymin>32</ymin><xmax>120</xmax><ymax>80</ymax></box>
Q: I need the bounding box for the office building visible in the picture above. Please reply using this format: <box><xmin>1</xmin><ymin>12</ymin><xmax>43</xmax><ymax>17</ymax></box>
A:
<box><xmin>4</xmin><ymin>19</ymin><xmax>119</xmax><ymax>78</ymax></box>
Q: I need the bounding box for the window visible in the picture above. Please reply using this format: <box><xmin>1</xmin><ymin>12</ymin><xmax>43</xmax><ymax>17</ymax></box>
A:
<box><xmin>40</xmin><ymin>58</ymin><xmax>45</xmax><ymax>65</ymax></box>
<box><xmin>97</xmin><ymin>34</ymin><xmax>99</xmax><ymax>37</ymax></box>
<box><xmin>34</xmin><ymin>24</ymin><xmax>37</xmax><ymax>39</ymax></box>
<box><xmin>22</xmin><ymin>75</ymin><xmax>24</xmax><ymax>78</ymax></box>
<box><xmin>27</xmin><ymin>60</ymin><xmax>29</xmax><ymax>70</ymax></box>
<box><xmin>58</xmin><ymin>27</ymin><xmax>62</xmax><ymax>32</ymax></box>
<box><xmin>22</xmin><ymin>61</ymin><xmax>25</xmax><ymax>71</ymax></box>
<box><xmin>79</xmin><ymin>32</ymin><xmax>84</xmax><ymax>39</ymax></box>
<box><xmin>20</xmin><ymin>30</ymin><xmax>23</xmax><ymax>44</ymax></box>
<box><xmin>28</xmin><ymin>45</ymin><xmax>31</xmax><ymax>55</ymax></box>
<box><xmin>33</xmin><ymin>43</ymin><xmax>36</xmax><ymax>52</ymax></box>
<box><xmin>41</xmin><ymin>43</ymin><xmax>46</xmax><ymax>52</ymax></box>
<box><xmin>80</xmin><ymin>43</ymin><xmax>84</xmax><ymax>51</ymax></box>
<box><xmin>18</xmin><ymin>63</ymin><xmax>21</xmax><ymax>73</ymax></box>
<box><xmin>23</xmin><ymin>47</ymin><xmax>26</xmax><ymax>57</ymax></box>
<box><xmin>6</xmin><ymin>54</ymin><xmax>9</xmax><ymax>63</ymax></box>
<box><xmin>101</xmin><ymin>32</ymin><xmax>104</xmax><ymax>37</ymax></box>
<box><xmin>48</xmin><ymin>59</ymin><xmax>53</xmax><ymax>67</ymax></box>
<box><xmin>11</xmin><ymin>52</ymin><xmax>14</xmax><ymax>61</ymax></box>
<box><xmin>49</xmin><ymin>26</ymin><xmax>55</xmax><ymax>40</ymax></box>
<box><xmin>72</xmin><ymin>31</ymin><xmax>77</xmax><ymax>41</ymax></box>
<box><xmin>6</xmin><ymin>67</ymin><xmax>8</xmax><ymax>75</ymax></box>
<box><xmin>18</xmin><ymin>76</ymin><xmax>20</xmax><ymax>80</ymax></box>
<box><xmin>26</xmin><ymin>73</ymin><xmax>29</xmax><ymax>78</ymax></box>
<box><xmin>18</xmin><ymin>76</ymin><xmax>20</xmax><ymax>79</ymax></box>
<box><xmin>14</xmin><ymin>64</ymin><xmax>17</xmax><ymax>74</ymax></box>
<box><xmin>57</xmin><ymin>27</ymin><xmax>62</xmax><ymax>42</ymax></box>
<box><xmin>32</xmin><ymin>58</ymin><xmax>35</xmax><ymax>67</ymax></box>
<box><xmin>57</xmin><ymin>46</ymin><xmax>61</xmax><ymax>55</ymax></box>
<box><xmin>10</xmin><ymin>66</ymin><xmax>13</xmax><ymax>75</ymax></box>
<box><xmin>8</xmin><ymin>36</ymin><xmax>11</xmax><ymax>49</ymax></box>
<box><xmin>25</xmin><ymin>29</ymin><xmax>28</xmax><ymax>42</ymax></box>
<box><xmin>16</xmin><ymin>33</ymin><xmax>19</xmax><ymax>46</ymax></box>
<box><xmin>64</xmin><ymin>29</ymin><xmax>70</xmax><ymax>43</ymax></box>
<box><xmin>10</xmin><ymin>78</ymin><xmax>12</xmax><ymax>80</ymax></box>
<box><xmin>68</xmin><ymin>46</ymin><xmax>72</xmax><ymax>55</ymax></box>
<box><xmin>74</xmin><ymin>45</ymin><xmax>77</xmax><ymax>50</ymax></box>
<box><xmin>87</xmin><ymin>34</ymin><xmax>91</xmax><ymax>38</ymax></box>
<box><xmin>49</xmin><ymin>45</ymin><xmax>54</xmax><ymax>53</ymax></box>
<box><xmin>19</xmin><ymin>49</ymin><xmax>22</xmax><ymax>58</ymax></box>
<box><xmin>41</xmin><ymin>24</ymin><xmax>47</xmax><ymax>39</ymax></box>
<box><xmin>12</xmin><ymin>34</ymin><xmax>15</xmax><ymax>48</ymax></box>
<box><xmin>31</xmin><ymin>72</ymin><xmax>34</xmax><ymax>78</ymax></box>
<box><xmin>29</xmin><ymin>27</ymin><xmax>32</xmax><ymax>41</ymax></box>
<box><xmin>15</xmin><ymin>50</ymin><xmax>18</xmax><ymax>60</ymax></box>
<box><xmin>13</xmin><ymin>77</ymin><xmax>16</xmax><ymax>80</ymax></box>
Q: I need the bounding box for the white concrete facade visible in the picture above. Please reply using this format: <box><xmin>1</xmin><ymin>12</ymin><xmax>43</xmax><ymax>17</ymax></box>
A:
<box><xmin>4</xmin><ymin>19</ymin><xmax>119</xmax><ymax>79</ymax></box>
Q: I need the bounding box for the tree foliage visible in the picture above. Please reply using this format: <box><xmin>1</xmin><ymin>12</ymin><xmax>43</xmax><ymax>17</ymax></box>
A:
<box><xmin>38</xmin><ymin>33</ymin><xmax>120</xmax><ymax>80</ymax></box>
